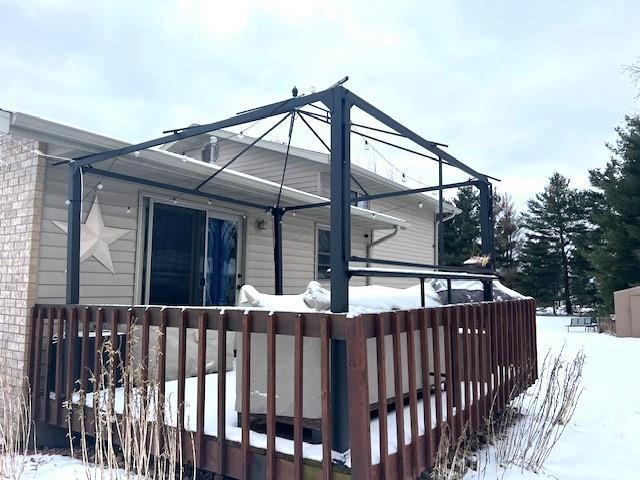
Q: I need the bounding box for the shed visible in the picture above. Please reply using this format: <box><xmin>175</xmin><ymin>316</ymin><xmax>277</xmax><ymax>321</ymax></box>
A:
<box><xmin>613</xmin><ymin>285</ymin><xmax>640</xmax><ymax>337</ymax></box>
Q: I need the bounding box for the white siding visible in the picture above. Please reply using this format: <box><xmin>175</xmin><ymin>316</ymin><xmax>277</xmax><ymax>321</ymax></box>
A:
<box><xmin>244</xmin><ymin>212</ymin><xmax>367</xmax><ymax>293</ymax></box>
<box><xmin>368</xmin><ymin>197</ymin><xmax>437</xmax><ymax>288</ymax></box>
<box><xmin>319</xmin><ymin>172</ymin><xmax>439</xmax><ymax>289</ymax></box>
<box><xmin>184</xmin><ymin>141</ymin><xmax>321</xmax><ymax>194</ymax></box>
<box><xmin>36</xmin><ymin>162</ymin><xmax>369</xmax><ymax>303</ymax></box>
<box><xmin>37</xmin><ymin>165</ymin><xmax>138</xmax><ymax>304</ymax></box>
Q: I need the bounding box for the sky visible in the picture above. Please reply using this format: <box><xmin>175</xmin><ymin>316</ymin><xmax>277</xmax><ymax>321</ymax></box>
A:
<box><xmin>1</xmin><ymin>0</ymin><xmax>639</xmax><ymax>208</ymax></box>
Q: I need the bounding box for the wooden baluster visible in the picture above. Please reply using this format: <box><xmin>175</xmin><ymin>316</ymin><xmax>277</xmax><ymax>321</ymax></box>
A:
<box><xmin>157</xmin><ymin>309</ymin><xmax>167</xmax><ymax>452</ymax></box>
<box><xmin>54</xmin><ymin>307</ymin><xmax>65</xmax><ymax>426</ymax></box>
<box><xmin>196</xmin><ymin>312</ymin><xmax>207</xmax><ymax>468</ymax></box>
<box><xmin>431</xmin><ymin>308</ymin><xmax>444</xmax><ymax>448</ymax></box>
<box><xmin>217</xmin><ymin>312</ymin><xmax>227</xmax><ymax>475</ymax></box>
<box><xmin>266</xmin><ymin>313</ymin><xmax>277</xmax><ymax>480</ymax></box>
<box><xmin>346</xmin><ymin>313</ymin><xmax>372</xmax><ymax>480</ymax></box>
<box><xmin>478</xmin><ymin>304</ymin><xmax>487</xmax><ymax>420</ymax></box>
<box><xmin>177</xmin><ymin>311</ymin><xmax>187</xmax><ymax>439</ymax></box>
<box><xmin>463</xmin><ymin>306</ymin><xmax>472</xmax><ymax>427</ymax></box>
<box><xmin>294</xmin><ymin>314</ymin><xmax>304</xmax><ymax>480</ymax></box>
<box><xmin>65</xmin><ymin>307</ymin><xmax>78</xmax><ymax>425</ymax></box>
<box><xmin>42</xmin><ymin>308</ymin><xmax>55</xmax><ymax>422</ymax></box>
<box><xmin>392</xmin><ymin>311</ymin><xmax>406</xmax><ymax>478</ymax></box>
<box><xmin>406</xmin><ymin>310</ymin><xmax>420</xmax><ymax>476</ymax></box>
<box><xmin>419</xmin><ymin>309</ymin><xmax>434</xmax><ymax>469</ymax></box>
<box><xmin>320</xmin><ymin>315</ymin><xmax>332</xmax><ymax>480</ymax></box>
<box><xmin>376</xmin><ymin>313</ymin><xmax>389</xmax><ymax>480</ymax></box>
<box><xmin>443</xmin><ymin>308</ymin><xmax>455</xmax><ymax>439</ymax></box>
<box><xmin>79</xmin><ymin>308</ymin><xmax>90</xmax><ymax>399</ymax></box>
<box><xmin>241</xmin><ymin>312</ymin><xmax>251</xmax><ymax>480</ymax></box>
<box><xmin>31</xmin><ymin>308</ymin><xmax>44</xmax><ymax>421</ymax></box>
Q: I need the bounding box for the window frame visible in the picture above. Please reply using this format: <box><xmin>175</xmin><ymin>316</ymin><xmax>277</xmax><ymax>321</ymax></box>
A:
<box><xmin>315</xmin><ymin>224</ymin><xmax>331</xmax><ymax>280</ymax></box>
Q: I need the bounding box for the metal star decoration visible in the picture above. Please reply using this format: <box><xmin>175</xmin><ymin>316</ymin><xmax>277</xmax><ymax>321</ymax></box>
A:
<box><xmin>53</xmin><ymin>196</ymin><xmax>131</xmax><ymax>274</ymax></box>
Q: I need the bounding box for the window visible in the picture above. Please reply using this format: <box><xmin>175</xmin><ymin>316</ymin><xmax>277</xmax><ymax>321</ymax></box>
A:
<box><xmin>316</xmin><ymin>228</ymin><xmax>331</xmax><ymax>279</ymax></box>
<box><xmin>351</xmin><ymin>190</ymin><xmax>369</xmax><ymax>209</ymax></box>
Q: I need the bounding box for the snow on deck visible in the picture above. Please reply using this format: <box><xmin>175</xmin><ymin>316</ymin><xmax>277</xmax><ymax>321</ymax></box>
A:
<box><xmin>75</xmin><ymin>370</ymin><xmax>488</xmax><ymax>468</ymax></box>
<box><xmin>464</xmin><ymin>316</ymin><xmax>640</xmax><ymax>480</ymax></box>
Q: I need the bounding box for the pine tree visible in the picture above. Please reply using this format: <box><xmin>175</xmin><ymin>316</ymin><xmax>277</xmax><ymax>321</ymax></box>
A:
<box><xmin>518</xmin><ymin>236</ymin><xmax>562</xmax><ymax>311</ymax></box>
<box><xmin>570</xmin><ymin>190</ymin><xmax>601</xmax><ymax>310</ymax></box>
<box><xmin>521</xmin><ymin>173</ymin><xmax>586</xmax><ymax>314</ymax></box>
<box><xmin>494</xmin><ymin>192</ymin><xmax>522</xmax><ymax>286</ymax></box>
<box><xmin>442</xmin><ymin>186</ymin><xmax>480</xmax><ymax>265</ymax></box>
<box><xmin>589</xmin><ymin>115</ymin><xmax>640</xmax><ymax>311</ymax></box>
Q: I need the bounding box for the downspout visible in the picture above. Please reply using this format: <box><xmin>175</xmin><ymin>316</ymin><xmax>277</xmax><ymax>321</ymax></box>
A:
<box><xmin>435</xmin><ymin>211</ymin><xmax>456</xmax><ymax>265</ymax></box>
<box><xmin>365</xmin><ymin>225</ymin><xmax>399</xmax><ymax>285</ymax></box>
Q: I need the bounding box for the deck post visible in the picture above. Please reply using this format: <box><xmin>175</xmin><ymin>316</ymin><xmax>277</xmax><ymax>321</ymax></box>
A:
<box><xmin>438</xmin><ymin>156</ymin><xmax>445</xmax><ymax>265</ymax></box>
<box><xmin>272</xmin><ymin>207</ymin><xmax>284</xmax><ymax>295</ymax></box>
<box><xmin>478</xmin><ymin>180</ymin><xmax>494</xmax><ymax>301</ymax></box>
<box><xmin>329</xmin><ymin>85</ymin><xmax>351</xmax><ymax>453</ymax></box>
<box><xmin>66</xmin><ymin>162</ymin><xmax>82</xmax><ymax>304</ymax></box>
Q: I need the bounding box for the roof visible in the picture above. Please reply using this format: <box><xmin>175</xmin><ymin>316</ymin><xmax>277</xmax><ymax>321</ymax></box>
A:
<box><xmin>5</xmin><ymin>110</ymin><xmax>407</xmax><ymax>229</ymax></box>
<box><xmin>614</xmin><ymin>285</ymin><xmax>640</xmax><ymax>296</ymax></box>
<box><xmin>163</xmin><ymin>128</ymin><xmax>458</xmax><ymax>214</ymax></box>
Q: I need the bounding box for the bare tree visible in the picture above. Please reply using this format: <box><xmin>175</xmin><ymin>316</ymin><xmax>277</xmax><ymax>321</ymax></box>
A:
<box><xmin>624</xmin><ymin>60</ymin><xmax>640</xmax><ymax>97</ymax></box>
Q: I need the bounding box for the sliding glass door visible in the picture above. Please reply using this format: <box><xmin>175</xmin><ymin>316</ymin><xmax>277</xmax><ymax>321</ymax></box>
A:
<box><xmin>142</xmin><ymin>199</ymin><xmax>242</xmax><ymax>306</ymax></box>
<box><xmin>205</xmin><ymin>218</ymin><xmax>238</xmax><ymax>306</ymax></box>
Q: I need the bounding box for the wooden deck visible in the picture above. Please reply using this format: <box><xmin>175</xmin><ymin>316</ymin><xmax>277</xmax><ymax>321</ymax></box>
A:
<box><xmin>29</xmin><ymin>299</ymin><xmax>537</xmax><ymax>479</ymax></box>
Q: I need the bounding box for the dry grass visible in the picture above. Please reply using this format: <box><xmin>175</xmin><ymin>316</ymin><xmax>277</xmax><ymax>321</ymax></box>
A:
<box><xmin>0</xmin><ymin>372</ymin><xmax>35</xmax><ymax>480</ymax></box>
<box><xmin>430</xmin><ymin>349</ymin><xmax>585</xmax><ymax>479</ymax></box>
<box><xmin>66</xmin><ymin>330</ymin><xmax>196</xmax><ymax>479</ymax></box>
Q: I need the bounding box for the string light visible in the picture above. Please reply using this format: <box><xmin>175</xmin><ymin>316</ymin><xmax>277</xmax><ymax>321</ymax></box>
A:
<box><xmin>418</xmin><ymin>201</ymin><xmax>424</xmax><ymax>209</ymax></box>
<box><xmin>64</xmin><ymin>199</ymin><xmax>71</xmax><ymax>206</ymax></box>
<box><xmin>173</xmin><ymin>197</ymin><xmax>177</xmax><ymax>204</ymax></box>
<box><xmin>126</xmin><ymin>206</ymin><xmax>131</xmax><ymax>214</ymax></box>
<box><xmin>364</xmin><ymin>139</ymin><xmax>370</xmax><ymax>151</ymax></box>
<box><xmin>97</xmin><ymin>182</ymin><xmax>104</xmax><ymax>190</ymax></box>
<box><xmin>208</xmin><ymin>198</ymin><xmax>212</xmax><ymax>205</ymax></box>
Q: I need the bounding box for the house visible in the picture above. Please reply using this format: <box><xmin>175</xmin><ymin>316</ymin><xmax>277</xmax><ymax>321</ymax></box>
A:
<box><xmin>0</xmin><ymin>108</ymin><xmax>454</xmax><ymax>383</ymax></box>
<box><xmin>1</xmin><ymin>87</ymin><xmax>536</xmax><ymax>479</ymax></box>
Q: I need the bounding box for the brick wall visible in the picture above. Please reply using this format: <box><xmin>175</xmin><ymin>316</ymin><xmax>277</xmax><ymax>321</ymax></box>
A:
<box><xmin>0</xmin><ymin>134</ymin><xmax>45</xmax><ymax>386</ymax></box>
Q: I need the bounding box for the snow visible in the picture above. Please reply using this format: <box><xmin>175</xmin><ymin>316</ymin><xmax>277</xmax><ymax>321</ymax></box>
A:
<box><xmin>465</xmin><ymin>316</ymin><xmax>640</xmax><ymax>480</ymax></box>
<box><xmin>237</xmin><ymin>280</ymin><xmax>442</xmax><ymax>316</ymax></box>
<box><xmin>72</xmin><ymin>366</ymin><xmax>492</xmax><ymax>467</ymax></box>
<box><xmin>2</xmin><ymin>454</ymin><xmax>134</xmax><ymax>479</ymax></box>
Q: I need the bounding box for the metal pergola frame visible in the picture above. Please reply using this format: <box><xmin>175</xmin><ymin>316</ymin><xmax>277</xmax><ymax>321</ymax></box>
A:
<box><xmin>62</xmin><ymin>83</ymin><xmax>496</xmax><ymax>453</ymax></box>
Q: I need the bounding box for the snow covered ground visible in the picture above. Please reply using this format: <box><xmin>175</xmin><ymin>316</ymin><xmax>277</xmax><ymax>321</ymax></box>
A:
<box><xmin>466</xmin><ymin>316</ymin><xmax>640</xmax><ymax>480</ymax></box>
<box><xmin>2</xmin><ymin>453</ymin><xmax>133</xmax><ymax>479</ymax></box>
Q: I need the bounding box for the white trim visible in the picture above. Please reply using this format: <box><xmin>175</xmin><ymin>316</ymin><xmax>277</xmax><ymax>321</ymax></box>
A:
<box><xmin>314</xmin><ymin>223</ymin><xmax>331</xmax><ymax>282</ymax></box>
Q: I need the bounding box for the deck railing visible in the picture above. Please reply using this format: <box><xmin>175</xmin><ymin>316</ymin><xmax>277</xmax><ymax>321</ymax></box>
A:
<box><xmin>28</xmin><ymin>298</ymin><xmax>537</xmax><ymax>480</ymax></box>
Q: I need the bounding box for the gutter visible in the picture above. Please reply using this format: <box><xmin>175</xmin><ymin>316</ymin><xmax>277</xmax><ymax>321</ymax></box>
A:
<box><xmin>365</xmin><ymin>225</ymin><xmax>400</xmax><ymax>286</ymax></box>
<box><xmin>434</xmin><ymin>210</ymin><xmax>457</xmax><ymax>264</ymax></box>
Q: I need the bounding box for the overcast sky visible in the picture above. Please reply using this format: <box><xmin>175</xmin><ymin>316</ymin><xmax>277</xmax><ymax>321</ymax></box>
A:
<box><xmin>1</xmin><ymin>0</ymin><xmax>639</xmax><ymax>208</ymax></box>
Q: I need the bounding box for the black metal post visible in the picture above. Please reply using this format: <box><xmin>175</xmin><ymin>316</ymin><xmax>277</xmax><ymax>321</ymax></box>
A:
<box><xmin>329</xmin><ymin>86</ymin><xmax>351</xmax><ymax>453</ymax></box>
<box><xmin>478</xmin><ymin>180</ymin><xmax>495</xmax><ymax>301</ymax></box>
<box><xmin>438</xmin><ymin>157</ymin><xmax>445</xmax><ymax>265</ymax></box>
<box><xmin>66</xmin><ymin>163</ymin><xmax>82</xmax><ymax>304</ymax></box>
<box><xmin>272</xmin><ymin>207</ymin><xmax>284</xmax><ymax>295</ymax></box>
